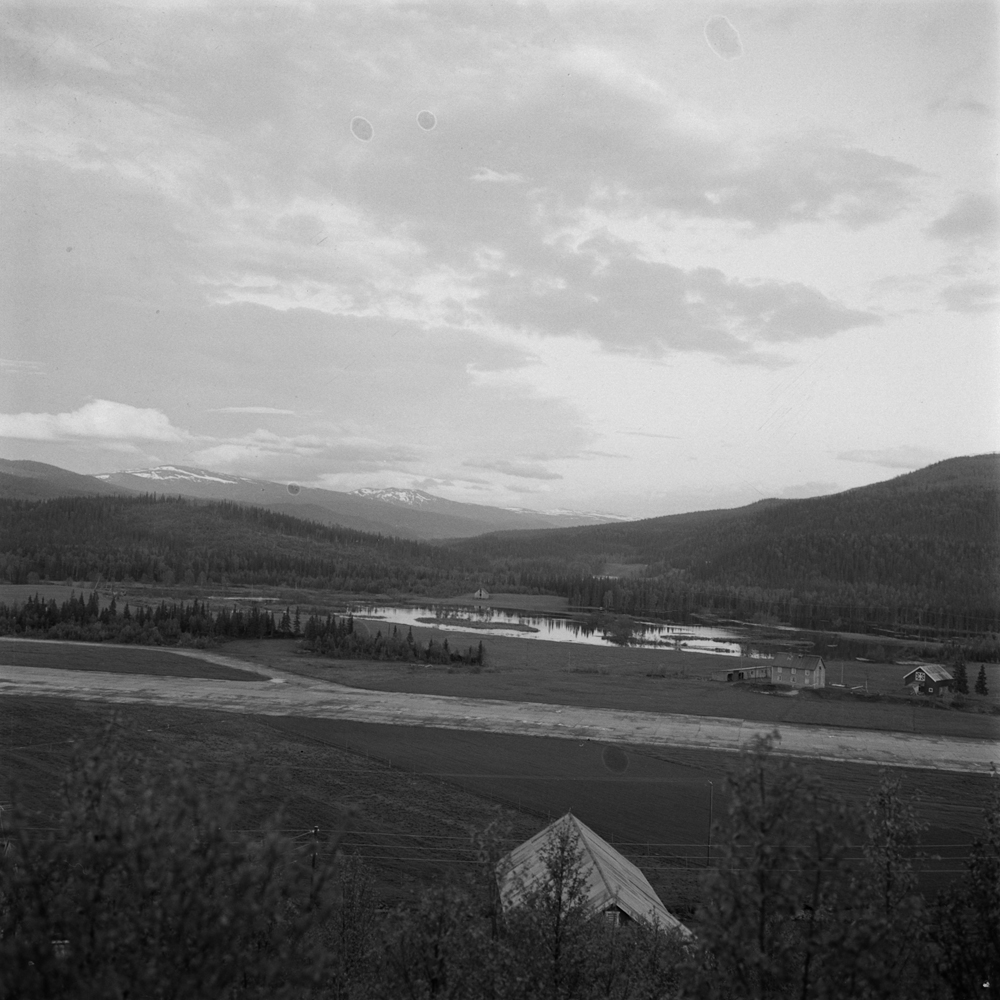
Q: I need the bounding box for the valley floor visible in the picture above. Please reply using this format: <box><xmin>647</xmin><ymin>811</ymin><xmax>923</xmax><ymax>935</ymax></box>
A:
<box><xmin>1</xmin><ymin>638</ymin><xmax>996</xmax><ymax>774</ymax></box>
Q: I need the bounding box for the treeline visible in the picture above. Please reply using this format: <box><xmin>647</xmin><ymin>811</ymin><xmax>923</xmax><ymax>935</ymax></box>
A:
<box><xmin>0</xmin><ymin>494</ymin><xmax>478</xmax><ymax>595</ymax></box>
<box><xmin>0</xmin><ymin>593</ymin><xmax>490</xmax><ymax>666</ymax></box>
<box><xmin>3</xmin><ymin>736</ymin><xmax>997</xmax><ymax>998</ymax></box>
<box><xmin>0</xmin><ymin>591</ymin><xmax>286</xmax><ymax>646</ymax></box>
<box><xmin>301</xmin><ymin>613</ymin><xmax>484</xmax><ymax>666</ymax></box>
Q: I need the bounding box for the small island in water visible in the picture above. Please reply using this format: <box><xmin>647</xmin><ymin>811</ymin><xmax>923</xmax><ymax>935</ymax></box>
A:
<box><xmin>416</xmin><ymin>617</ymin><xmax>540</xmax><ymax>633</ymax></box>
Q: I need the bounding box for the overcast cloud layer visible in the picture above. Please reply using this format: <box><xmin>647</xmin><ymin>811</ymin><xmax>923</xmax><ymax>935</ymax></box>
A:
<box><xmin>1</xmin><ymin>2</ymin><xmax>997</xmax><ymax>516</ymax></box>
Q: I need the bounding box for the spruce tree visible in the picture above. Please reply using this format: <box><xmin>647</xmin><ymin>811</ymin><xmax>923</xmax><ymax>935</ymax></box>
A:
<box><xmin>975</xmin><ymin>664</ymin><xmax>988</xmax><ymax>696</ymax></box>
<box><xmin>954</xmin><ymin>659</ymin><xmax>969</xmax><ymax>695</ymax></box>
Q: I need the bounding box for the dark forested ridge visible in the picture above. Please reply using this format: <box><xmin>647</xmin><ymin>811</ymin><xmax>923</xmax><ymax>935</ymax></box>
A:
<box><xmin>0</xmin><ymin>494</ymin><xmax>478</xmax><ymax>595</ymax></box>
<box><xmin>452</xmin><ymin>454</ymin><xmax>1000</xmax><ymax>636</ymax></box>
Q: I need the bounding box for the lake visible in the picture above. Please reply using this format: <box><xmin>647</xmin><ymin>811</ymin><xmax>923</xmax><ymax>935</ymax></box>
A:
<box><xmin>348</xmin><ymin>603</ymin><xmax>752</xmax><ymax>656</ymax></box>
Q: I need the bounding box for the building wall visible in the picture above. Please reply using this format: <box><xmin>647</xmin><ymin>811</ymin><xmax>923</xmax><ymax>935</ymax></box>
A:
<box><xmin>770</xmin><ymin>663</ymin><xmax>825</xmax><ymax>688</ymax></box>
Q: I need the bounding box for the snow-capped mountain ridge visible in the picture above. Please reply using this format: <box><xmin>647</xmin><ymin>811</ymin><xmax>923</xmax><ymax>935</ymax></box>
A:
<box><xmin>350</xmin><ymin>488</ymin><xmax>437</xmax><ymax>506</ymax></box>
<box><xmin>91</xmin><ymin>466</ymin><xmax>632</xmax><ymax>539</ymax></box>
<box><xmin>95</xmin><ymin>465</ymin><xmax>255</xmax><ymax>485</ymax></box>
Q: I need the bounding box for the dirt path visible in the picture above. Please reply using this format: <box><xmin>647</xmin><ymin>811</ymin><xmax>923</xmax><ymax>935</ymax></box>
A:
<box><xmin>1</xmin><ymin>645</ymin><xmax>996</xmax><ymax>774</ymax></box>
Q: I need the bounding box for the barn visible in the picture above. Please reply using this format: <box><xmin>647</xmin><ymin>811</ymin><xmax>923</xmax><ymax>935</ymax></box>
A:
<box><xmin>473</xmin><ymin>587</ymin><xmax>490</xmax><ymax>600</ymax></box>
<box><xmin>902</xmin><ymin>664</ymin><xmax>954</xmax><ymax>696</ymax></box>
<box><xmin>497</xmin><ymin>813</ymin><xmax>691</xmax><ymax>937</ymax></box>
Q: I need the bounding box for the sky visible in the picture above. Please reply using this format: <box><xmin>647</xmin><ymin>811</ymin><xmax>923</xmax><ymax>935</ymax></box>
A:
<box><xmin>1</xmin><ymin>1</ymin><xmax>998</xmax><ymax>517</ymax></box>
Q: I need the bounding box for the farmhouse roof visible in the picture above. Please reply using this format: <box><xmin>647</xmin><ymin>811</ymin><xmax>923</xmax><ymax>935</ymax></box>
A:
<box><xmin>902</xmin><ymin>664</ymin><xmax>954</xmax><ymax>685</ymax></box>
<box><xmin>771</xmin><ymin>653</ymin><xmax>825</xmax><ymax>671</ymax></box>
<box><xmin>497</xmin><ymin>813</ymin><xmax>691</xmax><ymax>936</ymax></box>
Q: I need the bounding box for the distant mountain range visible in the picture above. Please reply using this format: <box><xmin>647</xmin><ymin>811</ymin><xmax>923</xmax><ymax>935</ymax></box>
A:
<box><xmin>0</xmin><ymin>461</ymin><xmax>625</xmax><ymax>540</ymax></box>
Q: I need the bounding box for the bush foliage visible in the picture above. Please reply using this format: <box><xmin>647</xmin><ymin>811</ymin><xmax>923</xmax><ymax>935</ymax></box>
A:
<box><xmin>2</xmin><ymin>736</ymin><xmax>996</xmax><ymax>998</ymax></box>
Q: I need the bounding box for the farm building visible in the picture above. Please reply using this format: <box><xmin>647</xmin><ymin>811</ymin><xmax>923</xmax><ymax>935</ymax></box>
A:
<box><xmin>711</xmin><ymin>663</ymin><xmax>771</xmax><ymax>684</ymax></box>
<box><xmin>902</xmin><ymin>664</ymin><xmax>954</xmax><ymax>696</ymax></box>
<box><xmin>712</xmin><ymin>654</ymin><xmax>826</xmax><ymax>689</ymax></box>
<box><xmin>770</xmin><ymin>653</ymin><xmax>826</xmax><ymax>689</ymax></box>
<box><xmin>473</xmin><ymin>587</ymin><xmax>490</xmax><ymax>600</ymax></box>
<box><xmin>497</xmin><ymin>813</ymin><xmax>691</xmax><ymax>937</ymax></box>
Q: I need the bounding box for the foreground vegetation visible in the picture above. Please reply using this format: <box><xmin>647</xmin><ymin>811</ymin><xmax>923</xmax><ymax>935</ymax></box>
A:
<box><xmin>2</xmin><ymin>733</ymin><xmax>996</xmax><ymax>999</ymax></box>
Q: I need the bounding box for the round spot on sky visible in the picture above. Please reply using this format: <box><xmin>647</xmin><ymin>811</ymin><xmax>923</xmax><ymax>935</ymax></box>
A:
<box><xmin>602</xmin><ymin>745</ymin><xmax>629</xmax><ymax>774</ymax></box>
<box><xmin>704</xmin><ymin>15</ymin><xmax>743</xmax><ymax>60</ymax></box>
<box><xmin>287</xmin><ymin>483</ymin><xmax>301</xmax><ymax>495</ymax></box>
<box><xmin>416</xmin><ymin>110</ymin><xmax>436</xmax><ymax>131</ymax></box>
<box><xmin>350</xmin><ymin>116</ymin><xmax>374</xmax><ymax>142</ymax></box>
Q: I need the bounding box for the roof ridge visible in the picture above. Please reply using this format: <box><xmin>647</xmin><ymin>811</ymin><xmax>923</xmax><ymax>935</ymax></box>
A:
<box><xmin>567</xmin><ymin>815</ymin><xmax>614</xmax><ymax>904</ymax></box>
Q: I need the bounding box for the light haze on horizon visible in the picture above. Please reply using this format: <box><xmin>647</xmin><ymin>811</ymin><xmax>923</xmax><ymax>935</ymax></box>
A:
<box><xmin>1</xmin><ymin>2</ymin><xmax>998</xmax><ymax>518</ymax></box>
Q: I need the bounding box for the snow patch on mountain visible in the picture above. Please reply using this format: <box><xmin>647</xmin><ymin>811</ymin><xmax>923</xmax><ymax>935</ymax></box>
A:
<box><xmin>351</xmin><ymin>487</ymin><xmax>437</xmax><ymax>505</ymax></box>
<box><xmin>98</xmin><ymin>466</ymin><xmax>252</xmax><ymax>484</ymax></box>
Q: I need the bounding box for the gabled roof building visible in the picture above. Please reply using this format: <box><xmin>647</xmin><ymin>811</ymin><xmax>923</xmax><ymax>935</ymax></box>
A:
<box><xmin>902</xmin><ymin>664</ymin><xmax>954</xmax><ymax>696</ymax></box>
<box><xmin>712</xmin><ymin>653</ymin><xmax>826</xmax><ymax>689</ymax></box>
<box><xmin>497</xmin><ymin>813</ymin><xmax>691</xmax><ymax>937</ymax></box>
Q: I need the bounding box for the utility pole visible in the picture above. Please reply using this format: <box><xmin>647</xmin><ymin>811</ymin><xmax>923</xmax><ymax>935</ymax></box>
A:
<box><xmin>706</xmin><ymin>781</ymin><xmax>714</xmax><ymax>868</ymax></box>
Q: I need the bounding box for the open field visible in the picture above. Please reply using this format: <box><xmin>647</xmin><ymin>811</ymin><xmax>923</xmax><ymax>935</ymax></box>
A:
<box><xmin>0</xmin><ymin>583</ymin><xmax>98</xmax><ymax>605</ymax></box>
<box><xmin>0</xmin><ymin>639</ymin><xmax>996</xmax><ymax>772</ymax></box>
<box><xmin>0</xmin><ymin>638</ymin><xmax>262</xmax><ymax>681</ymax></box>
<box><xmin>1</xmin><ymin>697</ymin><xmax>990</xmax><ymax>913</ymax></box>
<box><xmin>224</xmin><ymin>634</ymin><xmax>1000</xmax><ymax>741</ymax></box>
<box><xmin>0</xmin><ymin>696</ymin><xmax>540</xmax><ymax>910</ymax></box>
<box><xmin>268</xmin><ymin>715</ymin><xmax>994</xmax><ymax>899</ymax></box>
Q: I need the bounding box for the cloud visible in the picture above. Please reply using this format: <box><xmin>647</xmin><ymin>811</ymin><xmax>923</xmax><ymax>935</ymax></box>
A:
<box><xmin>479</xmin><ymin>236</ymin><xmax>880</xmax><ymax>358</ymax></box>
<box><xmin>687</xmin><ymin>268</ymin><xmax>882</xmax><ymax>343</ymax></box>
<box><xmin>210</xmin><ymin>406</ymin><xmax>297</xmax><ymax>415</ymax></box>
<box><xmin>710</xmin><ymin>142</ymin><xmax>922</xmax><ymax>230</ymax></box>
<box><xmin>192</xmin><ymin>429</ymin><xmax>423</xmax><ymax>477</ymax></box>
<box><xmin>836</xmin><ymin>446</ymin><xmax>947</xmax><ymax>470</ymax></box>
<box><xmin>0</xmin><ymin>400</ymin><xmax>188</xmax><ymax>442</ymax></box>
<box><xmin>471</xmin><ymin>168</ymin><xmax>526</xmax><ymax>184</ymax></box>
<box><xmin>463</xmin><ymin>459</ymin><xmax>563</xmax><ymax>480</ymax></box>
<box><xmin>940</xmin><ymin>280</ymin><xmax>999</xmax><ymax>313</ymax></box>
<box><xmin>0</xmin><ymin>358</ymin><xmax>44</xmax><ymax>375</ymax></box>
<box><xmin>926</xmin><ymin>192</ymin><xmax>1000</xmax><ymax>244</ymax></box>
<box><xmin>621</xmin><ymin>430</ymin><xmax>680</xmax><ymax>440</ymax></box>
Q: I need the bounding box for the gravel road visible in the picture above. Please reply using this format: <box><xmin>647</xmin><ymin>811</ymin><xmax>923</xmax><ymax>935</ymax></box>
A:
<box><xmin>1</xmin><ymin>641</ymin><xmax>996</xmax><ymax>774</ymax></box>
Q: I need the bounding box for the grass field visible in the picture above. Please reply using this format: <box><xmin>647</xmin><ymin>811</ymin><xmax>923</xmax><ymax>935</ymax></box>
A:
<box><xmin>0</xmin><ymin>583</ymin><xmax>99</xmax><ymax>605</ymax></box>
<box><xmin>0</xmin><ymin>640</ymin><xmax>261</xmax><ymax>681</ymax></box>
<box><xmin>223</xmin><ymin>634</ymin><xmax>1000</xmax><ymax>741</ymax></box>
<box><xmin>2</xmin><ymin>697</ymin><xmax>989</xmax><ymax>917</ymax></box>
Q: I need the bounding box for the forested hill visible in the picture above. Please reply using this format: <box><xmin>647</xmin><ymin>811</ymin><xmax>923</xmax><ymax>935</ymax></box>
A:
<box><xmin>1</xmin><ymin>455</ymin><xmax>997</xmax><ymax>638</ymax></box>
<box><xmin>0</xmin><ymin>494</ymin><xmax>479</xmax><ymax>595</ymax></box>
<box><xmin>453</xmin><ymin>454</ymin><xmax>1000</xmax><ymax>635</ymax></box>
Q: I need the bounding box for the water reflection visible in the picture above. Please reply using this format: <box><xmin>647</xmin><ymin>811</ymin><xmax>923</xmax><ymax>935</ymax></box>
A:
<box><xmin>348</xmin><ymin>603</ymin><xmax>750</xmax><ymax>656</ymax></box>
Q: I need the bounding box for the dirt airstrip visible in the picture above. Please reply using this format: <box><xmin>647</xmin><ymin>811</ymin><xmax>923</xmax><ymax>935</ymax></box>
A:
<box><xmin>0</xmin><ymin>638</ymin><xmax>996</xmax><ymax>774</ymax></box>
